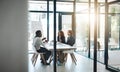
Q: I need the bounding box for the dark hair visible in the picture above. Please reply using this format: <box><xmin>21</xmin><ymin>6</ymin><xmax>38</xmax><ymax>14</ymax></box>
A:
<box><xmin>35</xmin><ymin>30</ymin><xmax>42</xmax><ymax>37</ymax></box>
<box><xmin>58</xmin><ymin>30</ymin><xmax>65</xmax><ymax>37</ymax></box>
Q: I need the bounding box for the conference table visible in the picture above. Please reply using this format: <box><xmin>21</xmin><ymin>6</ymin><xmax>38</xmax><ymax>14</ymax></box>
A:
<box><xmin>45</xmin><ymin>42</ymin><xmax>76</xmax><ymax>51</ymax></box>
<box><xmin>44</xmin><ymin>42</ymin><xmax>77</xmax><ymax>64</ymax></box>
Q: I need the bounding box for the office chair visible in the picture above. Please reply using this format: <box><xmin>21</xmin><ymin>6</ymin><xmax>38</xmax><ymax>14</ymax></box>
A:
<box><xmin>31</xmin><ymin>46</ymin><xmax>46</xmax><ymax>66</ymax></box>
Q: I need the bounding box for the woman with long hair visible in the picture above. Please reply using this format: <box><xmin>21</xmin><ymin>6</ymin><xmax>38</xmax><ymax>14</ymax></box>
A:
<box><xmin>57</xmin><ymin>30</ymin><xmax>65</xmax><ymax>43</ymax></box>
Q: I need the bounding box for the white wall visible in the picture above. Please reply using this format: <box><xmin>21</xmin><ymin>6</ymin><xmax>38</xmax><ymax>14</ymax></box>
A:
<box><xmin>0</xmin><ymin>0</ymin><xmax>28</xmax><ymax>72</ymax></box>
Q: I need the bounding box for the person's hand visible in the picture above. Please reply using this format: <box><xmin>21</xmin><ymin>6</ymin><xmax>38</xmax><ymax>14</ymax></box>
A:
<box><xmin>42</xmin><ymin>37</ymin><xmax>46</xmax><ymax>41</ymax></box>
<box><xmin>45</xmin><ymin>40</ymin><xmax>48</xmax><ymax>43</ymax></box>
<box><xmin>42</xmin><ymin>37</ymin><xmax>48</xmax><ymax>43</ymax></box>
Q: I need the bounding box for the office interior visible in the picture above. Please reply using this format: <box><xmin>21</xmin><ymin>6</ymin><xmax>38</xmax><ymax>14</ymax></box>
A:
<box><xmin>0</xmin><ymin>0</ymin><xmax>120</xmax><ymax>72</ymax></box>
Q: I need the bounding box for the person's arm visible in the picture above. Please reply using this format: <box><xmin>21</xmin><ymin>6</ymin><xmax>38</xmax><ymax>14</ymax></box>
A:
<box><xmin>37</xmin><ymin>38</ymin><xmax>46</xmax><ymax>47</ymax></box>
<box><xmin>42</xmin><ymin>37</ymin><xmax>46</xmax><ymax>41</ymax></box>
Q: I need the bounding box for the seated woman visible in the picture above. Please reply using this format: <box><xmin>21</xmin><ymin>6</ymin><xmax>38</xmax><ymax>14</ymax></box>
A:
<box><xmin>57</xmin><ymin>30</ymin><xmax>66</xmax><ymax>44</ymax></box>
<box><xmin>57</xmin><ymin>30</ymin><xmax>66</xmax><ymax>64</ymax></box>
<box><xmin>66</xmin><ymin>30</ymin><xmax>75</xmax><ymax>46</ymax></box>
<box><xmin>33</xmin><ymin>30</ymin><xmax>51</xmax><ymax>65</ymax></box>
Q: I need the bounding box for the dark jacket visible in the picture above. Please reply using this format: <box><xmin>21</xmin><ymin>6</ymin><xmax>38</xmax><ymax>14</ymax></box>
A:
<box><xmin>66</xmin><ymin>36</ymin><xmax>75</xmax><ymax>46</ymax></box>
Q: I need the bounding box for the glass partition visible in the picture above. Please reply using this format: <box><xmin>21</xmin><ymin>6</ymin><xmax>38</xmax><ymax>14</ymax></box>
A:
<box><xmin>28</xmin><ymin>0</ymin><xmax>120</xmax><ymax>72</ymax></box>
<box><xmin>28</xmin><ymin>1</ymin><xmax>73</xmax><ymax>51</ymax></box>
<box><xmin>29</xmin><ymin>1</ymin><xmax>47</xmax><ymax>11</ymax></box>
<box><xmin>96</xmin><ymin>14</ymin><xmax>105</xmax><ymax>63</ymax></box>
<box><xmin>49</xmin><ymin>1</ymin><xmax>73</xmax><ymax>12</ymax></box>
<box><xmin>108</xmin><ymin>14</ymin><xmax>120</xmax><ymax>70</ymax></box>
<box><xmin>75</xmin><ymin>13</ymin><xmax>89</xmax><ymax>57</ymax></box>
<box><xmin>107</xmin><ymin>2</ymin><xmax>120</xmax><ymax>71</ymax></box>
<box><xmin>75</xmin><ymin>2</ymin><xmax>89</xmax><ymax>57</ymax></box>
<box><xmin>28</xmin><ymin>13</ymin><xmax>47</xmax><ymax>51</ymax></box>
<box><xmin>49</xmin><ymin>13</ymin><xmax>59</xmax><ymax>41</ymax></box>
<box><xmin>62</xmin><ymin>14</ymin><xmax>73</xmax><ymax>38</ymax></box>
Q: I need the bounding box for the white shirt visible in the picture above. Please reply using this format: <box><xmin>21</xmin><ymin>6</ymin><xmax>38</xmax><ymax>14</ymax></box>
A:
<box><xmin>33</xmin><ymin>37</ymin><xmax>45</xmax><ymax>50</ymax></box>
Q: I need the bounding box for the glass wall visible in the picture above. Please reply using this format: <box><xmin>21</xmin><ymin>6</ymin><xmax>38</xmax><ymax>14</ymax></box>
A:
<box><xmin>28</xmin><ymin>12</ymin><xmax>47</xmax><ymax>51</ymax></box>
<box><xmin>76</xmin><ymin>14</ymin><xmax>89</xmax><ymax>56</ymax></box>
<box><xmin>28</xmin><ymin>0</ymin><xmax>120</xmax><ymax>72</ymax></box>
<box><xmin>62</xmin><ymin>14</ymin><xmax>73</xmax><ymax>39</ymax></box>
<box><xmin>75</xmin><ymin>1</ymin><xmax>120</xmax><ymax>72</ymax></box>
<box><xmin>48</xmin><ymin>13</ymin><xmax>59</xmax><ymax>41</ymax></box>
<box><xmin>96</xmin><ymin>14</ymin><xmax>105</xmax><ymax>63</ymax></box>
<box><xmin>28</xmin><ymin>1</ymin><xmax>73</xmax><ymax>51</ymax></box>
<box><xmin>49</xmin><ymin>2</ymin><xmax>73</xmax><ymax>12</ymax></box>
<box><xmin>75</xmin><ymin>2</ymin><xmax>106</xmax><ymax>64</ymax></box>
<box><xmin>107</xmin><ymin>2</ymin><xmax>120</xmax><ymax>71</ymax></box>
<box><xmin>29</xmin><ymin>1</ymin><xmax>47</xmax><ymax>11</ymax></box>
<box><xmin>75</xmin><ymin>2</ymin><xmax>89</xmax><ymax>57</ymax></box>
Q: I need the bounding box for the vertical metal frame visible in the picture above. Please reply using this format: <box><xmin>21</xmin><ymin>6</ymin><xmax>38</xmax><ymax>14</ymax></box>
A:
<box><xmin>47</xmin><ymin>0</ymin><xmax>49</xmax><ymax>41</ymax></box>
<box><xmin>53</xmin><ymin>0</ymin><xmax>57</xmax><ymax>72</ymax></box>
<box><xmin>104</xmin><ymin>0</ymin><xmax>109</xmax><ymax>68</ymax></box>
<box><xmin>94</xmin><ymin>0</ymin><xmax>98</xmax><ymax>72</ymax></box>
<box><xmin>72</xmin><ymin>0</ymin><xmax>76</xmax><ymax>37</ymax></box>
<box><xmin>58</xmin><ymin>13</ymin><xmax>62</xmax><ymax>30</ymax></box>
<box><xmin>88</xmin><ymin>0</ymin><xmax>91</xmax><ymax>58</ymax></box>
<box><xmin>118</xmin><ymin>16</ymin><xmax>120</xmax><ymax>49</ymax></box>
<box><xmin>97</xmin><ymin>3</ymin><xmax>100</xmax><ymax>38</ymax></box>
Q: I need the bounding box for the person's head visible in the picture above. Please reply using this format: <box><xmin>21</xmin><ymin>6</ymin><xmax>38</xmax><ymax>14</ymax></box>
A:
<box><xmin>67</xmin><ymin>30</ymin><xmax>73</xmax><ymax>36</ymax></box>
<box><xmin>35</xmin><ymin>30</ymin><xmax>42</xmax><ymax>37</ymax></box>
<box><xmin>58</xmin><ymin>30</ymin><xmax>64</xmax><ymax>37</ymax></box>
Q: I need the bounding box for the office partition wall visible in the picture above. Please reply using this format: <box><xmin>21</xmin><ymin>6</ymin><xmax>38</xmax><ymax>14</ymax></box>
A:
<box><xmin>28</xmin><ymin>0</ymin><xmax>120</xmax><ymax>72</ymax></box>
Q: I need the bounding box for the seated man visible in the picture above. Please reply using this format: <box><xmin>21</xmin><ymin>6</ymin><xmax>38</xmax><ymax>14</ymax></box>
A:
<box><xmin>33</xmin><ymin>30</ymin><xmax>51</xmax><ymax>65</ymax></box>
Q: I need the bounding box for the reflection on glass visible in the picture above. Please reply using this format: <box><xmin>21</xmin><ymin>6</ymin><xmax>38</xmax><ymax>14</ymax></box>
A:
<box><xmin>28</xmin><ymin>13</ymin><xmax>47</xmax><ymax>51</ymax></box>
<box><xmin>62</xmin><ymin>15</ymin><xmax>72</xmax><ymax>38</ymax></box>
<box><xmin>108</xmin><ymin>14</ymin><xmax>120</xmax><ymax>70</ymax></box>
<box><xmin>49</xmin><ymin>13</ymin><xmax>58</xmax><ymax>41</ymax></box>
<box><xmin>29</xmin><ymin>1</ymin><xmax>47</xmax><ymax>11</ymax></box>
<box><xmin>76</xmin><ymin>14</ymin><xmax>89</xmax><ymax>56</ymax></box>
<box><xmin>49</xmin><ymin>2</ymin><xmax>73</xmax><ymax>12</ymax></box>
